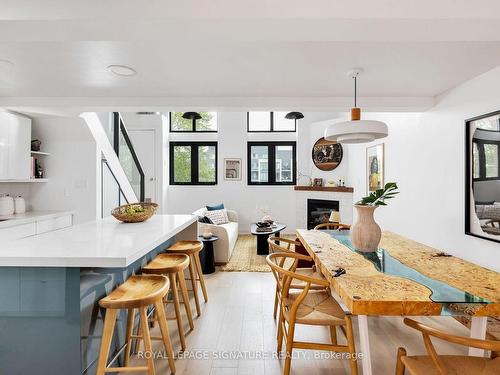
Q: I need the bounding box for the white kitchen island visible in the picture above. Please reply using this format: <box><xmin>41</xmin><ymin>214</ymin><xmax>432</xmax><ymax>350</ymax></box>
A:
<box><xmin>0</xmin><ymin>214</ymin><xmax>198</xmax><ymax>375</ymax></box>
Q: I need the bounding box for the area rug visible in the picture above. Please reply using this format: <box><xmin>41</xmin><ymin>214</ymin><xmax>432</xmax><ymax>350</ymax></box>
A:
<box><xmin>219</xmin><ymin>234</ymin><xmax>270</xmax><ymax>272</ymax></box>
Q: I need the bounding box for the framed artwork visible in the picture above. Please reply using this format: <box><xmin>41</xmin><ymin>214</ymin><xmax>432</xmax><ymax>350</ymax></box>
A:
<box><xmin>312</xmin><ymin>137</ymin><xmax>343</xmax><ymax>171</ymax></box>
<box><xmin>465</xmin><ymin>110</ymin><xmax>500</xmax><ymax>244</ymax></box>
<box><xmin>313</xmin><ymin>178</ymin><xmax>323</xmax><ymax>187</ymax></box>
<box><xmin>224</xmin><ymin>158</ymin><xmax>242</xmax><ymax>180</ymax></box>
<box><xmin>366</xmin><ymin>144</ymin><xmax>384</xmax><ymax>194</ymax></box>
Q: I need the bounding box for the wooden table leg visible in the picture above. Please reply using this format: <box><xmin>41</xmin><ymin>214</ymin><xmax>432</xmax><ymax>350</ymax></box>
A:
<box><xmin>358</xmin><ymin>315</ymin><xmax>373</xmax><ymax>375</ymax></box>
<box><xmin>469</xmin><ymin>316</ymin><xmax>487</xmax><ymax>357</ymax></box>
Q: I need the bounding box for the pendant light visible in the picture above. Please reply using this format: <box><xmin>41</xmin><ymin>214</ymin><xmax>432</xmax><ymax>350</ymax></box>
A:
<box><xmin>324</xmin><ymin>69</ymin><xmax>388</xmax><ymax>144</ymax></box>
<box><xmin>182</xmin><ymin>112</ymin><xmax>202</xmax><ymax>120</ymax></box>
<box><xmin>285</xmin><ymin>112</ymin><xmax>304</xmax><ymax>120</ymax></box>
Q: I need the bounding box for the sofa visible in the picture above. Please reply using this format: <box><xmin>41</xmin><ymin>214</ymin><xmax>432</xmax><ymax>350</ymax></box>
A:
<box><xmin>192</xmin><ymin>207</ymin><xmax>239</xmax><ymax>264</ymax></box>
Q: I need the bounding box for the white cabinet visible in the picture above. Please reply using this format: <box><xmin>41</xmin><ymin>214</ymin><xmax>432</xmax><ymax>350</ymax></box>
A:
<box><xmin>36</xmin><ymin>214</ymin><xmax>73</xmax><ymax>235</ymax></box>
<box><xmin>0</xmin><ymin>111</ymin><xmax>31</xmax><ymax>180</ymax></box>
<box><xmin>0</xmin><ymin>222</ymin><xmax>36</xmax><ymax>241</ymax></box>
<box><xmin>0</xmin><ymin>213</ymin><xmax>73</xmax><ymax>241</ymax></box>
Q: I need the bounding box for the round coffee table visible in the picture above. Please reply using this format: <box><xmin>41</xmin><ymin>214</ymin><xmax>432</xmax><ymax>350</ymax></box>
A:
<box><xmin>250</xmin><ymin>223</ymin><xmax>287</xmax><ymax>255</ymax></box>
<box><xmin>198</xmin><ymin>235</ymin><xmax>218</xmax><ymax>274</ymax></box>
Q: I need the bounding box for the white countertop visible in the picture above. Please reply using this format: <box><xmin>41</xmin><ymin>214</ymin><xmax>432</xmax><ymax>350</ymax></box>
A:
<box><xmin>0</xmin><ymin>210</ymin><xmax>74</xmax><ymax>229</ymax></box>
<box><xmin>0</xmin><ymin>214</ymin><xmax>197</xmax><ymax>268</ymax></box>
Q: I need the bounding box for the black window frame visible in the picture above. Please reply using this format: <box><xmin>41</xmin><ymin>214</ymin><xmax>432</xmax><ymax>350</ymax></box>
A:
<box><xmin>169</xmin><ymin>112</ymin><xmax>218</xmax><ymax>133</ymax></box>
<box><xmin>247</xmin><ymin>141</ymin><xmax>297</xmax><ymax>185</ymax></box>
<box><xmin>169</xmin><ymin>141</ymin><xmax>218</xmax><ymax>185</ymax></box>
<box><xmin>246</xmin><ymin>112</ymin><xmax>297</xmax><ymax>133</ymax></box>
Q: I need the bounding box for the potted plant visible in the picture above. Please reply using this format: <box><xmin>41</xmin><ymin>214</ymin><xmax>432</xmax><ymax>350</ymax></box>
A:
<box><xmin>351</xmin><ymin>182</ymin><xmax>399</xmax><ymax>252</ymax></box>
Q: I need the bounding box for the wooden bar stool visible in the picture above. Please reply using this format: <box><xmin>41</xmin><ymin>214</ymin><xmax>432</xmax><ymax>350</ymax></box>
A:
<box><xmin>142</xmin><ymin>253</ymin><xmax>194</xmax><ymax>351</ymax></box>
<box><xmin>166</xmin><ymin>240</ymin><xmax>207</xmax><ymax>317</ymax></box>
<box><xmin>96</xmin><ymin>275</ymin><xmax>176</xmax><ymax>375</ymax></box>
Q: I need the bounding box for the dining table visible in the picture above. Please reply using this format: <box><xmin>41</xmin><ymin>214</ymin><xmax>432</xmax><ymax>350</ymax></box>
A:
<box><xmin>296</xmin><ymin>229</ymin><xmax>500</xmax><ymax>375</ymax></box>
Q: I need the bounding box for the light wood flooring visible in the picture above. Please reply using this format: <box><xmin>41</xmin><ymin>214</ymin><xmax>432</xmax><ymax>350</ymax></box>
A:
<box><xmin>124</xmin><ymin>271</ymin><xmax>469</xmax><ymax>375</ymax></box>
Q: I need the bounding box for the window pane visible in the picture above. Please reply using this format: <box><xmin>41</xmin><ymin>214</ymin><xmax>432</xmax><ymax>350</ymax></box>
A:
<box><xmin>198</xmin><ymin>145</ymin><xmax>216</xmax><ymax>182</ymax></box>
<box><xmin>250</xmin><ymin>146</ymin><xmax>269</xmax><ymax>182</ymax></box>
<box><xmin>196</xmin><ymin>112</ymin><xmax>217</xmax><ymax>131</ymax></box>
<box><xmin>275</xmin><ymin>145</ymin><xmax>294</xmax><ymax>182</ymax></box>
<box><xmin>248</xmin><ymin>112</ymin><xmax>271</xmax><ymax>131</ymax></box>
<box><xmin>471</xmin><ymin>114</ymin><xmax>500</xmax><ymax>131</ymax></box>
<box><xmin>173</xmin><ymin>146</ymin><xmax>191</xmax><ymax>182</ymax></box>
<box><xmin>485</xmin><ymin>144</ymin><xmax>498</xmax><ymax>178</ymax></box>
<box><xmin>473</xmin><ymin>142</ymin><xmax>480</xmax><ymax>179</ymax></box>
<box><xmin>171</xmin><ymin>112</ymin><xmax>193</xmax><ymax>131</ymax></box>
<box><xmin>273</xmin><ymin>112</ymin><xmax>296</xmax><ymax>131</ymax></box>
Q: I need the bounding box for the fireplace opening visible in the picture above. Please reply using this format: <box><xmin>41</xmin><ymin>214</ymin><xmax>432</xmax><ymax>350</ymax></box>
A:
<box><xmin>307</xmin><ymin>199</ymin><xmax>340</xmax><ymax>229</ymax></box>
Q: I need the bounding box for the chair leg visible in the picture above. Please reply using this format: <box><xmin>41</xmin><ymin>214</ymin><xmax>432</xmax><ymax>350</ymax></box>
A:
<box><xmin>188</xmin><ymin>256</ymin><xmax>201</xmax><ymax>316</ymax></box>
<box><xmin>169</xmin><ymin>273</ymin><xmax>186</xmax><ymax>351</ymax></box>
<box><xmin>139</xmin><ymin>307</ymin><xmax>156</xmax><ymax>375</ymax></box>
<box><xmin>277</xmin><ymin>308</ymin><xmax>284</xmax><ymax>353</ymax></box>
<box><xmin>273</xmin><ymin>285</ymin><xmax>279</xmax><ymax>319</ymax></box>
<box><xmin>155</xmin><ymin>300</ymin><xmax>177</xmax><ymax>374</ymax></box>
<box><xmin>329</xmin><ymin>325</ymin><xmax>338</xmax><ymax>345</ymax></box>
<box><xmin>194</xmin><ymin>253</ymin><xmax>208</xmax><ymax>302</ymax></box>
<box><xmin>283</xmin><ymin>320</ymin><xmax>296</xmax><ymax>375</ymax></box>
<box><xmin>95</xmin><ymin>308</ymin><xmax>118</xmax><ymax>375</ymax></box>
<box><xmin>344</xmin><ymin>316</ymin><xmax>358</xmax><ymax>375</ymax></box>
<box><xmin>178</xmin><ymin>270</ymin><xmax>194</xmax><ymax>330</ymax></box>
<box><xmin>396</xmin><ymin>347</ymin><xmax>407</xmax><ymax>375</ymax></box>
<box><xmin>124</xmin><ymin>308</ymin><xmax>135</xmax><ymax>367</ymax></box>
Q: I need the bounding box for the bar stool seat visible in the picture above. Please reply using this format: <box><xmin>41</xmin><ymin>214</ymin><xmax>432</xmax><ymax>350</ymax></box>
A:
<box><xmin>96</xmin><ymin>275</ymin><xmax>176</xmax><ymax>375</ymax></box>
<box><xmin>166</xmin><ymin>240</ymin><xmax>208</xmax><ymax>317</ymax></box>
<box><xmin>142</xmin><ymin>253</ymin><xmax>194</xmax><ymax>351</ymax></box>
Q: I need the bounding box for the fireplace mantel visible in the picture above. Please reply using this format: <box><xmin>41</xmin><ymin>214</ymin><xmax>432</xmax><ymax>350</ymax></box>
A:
<box><xmin>294</xmin><ymin>186</ymin><xmax>354</xmax><ymax>193</ymax></box>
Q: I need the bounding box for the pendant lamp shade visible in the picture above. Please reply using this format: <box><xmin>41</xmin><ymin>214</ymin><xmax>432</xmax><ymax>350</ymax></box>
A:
<box><xmin>182</xmin><ymin>112</ymin><xmax>202</xmax><ymax>120</ymax></box>
<box><xmin>285</xmin><ymin>111</ymin><xmax>304</xmax><ymax>120</ymax></box>
<box><xmin>324</xmin><ymin>70</ymin><xmax>388</xmax><ymax>144</ymax></box>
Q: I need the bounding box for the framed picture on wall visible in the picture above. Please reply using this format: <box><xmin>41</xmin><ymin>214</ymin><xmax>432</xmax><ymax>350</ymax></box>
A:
<box><xmin>224</xmin><ymin>158</ymin><xmax>242</xmax><ymax>180</ymax></box>
<box><xmin>465</xmin><ymin>110</ymin><xmax>500</xmax><ymax>244</ymax></box>
<box><xmin>366</xmin><ymin>144</ymin><xmax>384</xmax><ymax>194</ymax></box>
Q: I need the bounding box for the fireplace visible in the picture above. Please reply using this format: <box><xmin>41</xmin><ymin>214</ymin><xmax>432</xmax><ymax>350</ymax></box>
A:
<box><xmin>307</xmin><ymin>199</ymin><xmax>340</xmax><ymax>229</ymax></box>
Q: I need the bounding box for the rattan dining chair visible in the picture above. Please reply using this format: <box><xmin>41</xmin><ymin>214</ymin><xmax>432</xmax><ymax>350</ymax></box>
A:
<box><xmin>267</xmin><ymin>237</ymin><xmax>327</xmax><ymax>319</ymax></box>
<box><xmin>314</xmin><ymin>222</ymin><xmax>351</xmax><ymax>231</ymax></box>
<box><xmin>396</xmin><ymin>318</ymin><xmax>500</xmax><ymax>375</ymax></box>
<box><xmin>266</xmin><ymin>252</ymin><xmax>359</xmax><ymax>375</ymax></box>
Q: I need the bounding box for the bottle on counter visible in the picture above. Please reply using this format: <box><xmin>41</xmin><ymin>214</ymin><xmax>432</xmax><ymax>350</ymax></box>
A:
<box><xmin>14</xmin><ymin>195</ymin><xmax>26</xmax><ymax>214</ymax></box>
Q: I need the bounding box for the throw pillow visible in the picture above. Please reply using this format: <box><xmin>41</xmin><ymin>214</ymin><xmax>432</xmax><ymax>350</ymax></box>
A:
<box><xmin>198</xmin><ymin>216</ymin><xmax>214</xmax><ymax>224</ymax></box>
<box><xmin>206</xmin><ymin>203</ymin><xmax>225</xmax><ymax>211</ymax></box>
<box><xmin>205</xmin><ymin>209</ymin><xmax>228</xmax><ymax>225</ymax></box>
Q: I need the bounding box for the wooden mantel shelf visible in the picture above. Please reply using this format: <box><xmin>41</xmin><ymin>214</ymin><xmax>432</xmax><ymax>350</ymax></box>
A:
<box><xmin>294</xmin><ymin>185</ymin><xmax>354</xmax><ymax>193</ymax></box>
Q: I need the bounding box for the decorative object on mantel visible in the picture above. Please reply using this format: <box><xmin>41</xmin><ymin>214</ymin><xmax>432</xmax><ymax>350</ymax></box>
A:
<box><xmin>312</xmin><ymin>137</ymin><xmax>343</xmax><ymax>171</ymax></box>
<box><xmin>111</xmin><ymin>202</ymin><xmax>158</xmax><ymax>223</ymax></box>
<box><xmin>297</xmin><ymin>171</ymin><xmax>313</xmax><ymax>186</ymax></box>
<box><xmin>324</xmin><ymin>69</ymin><xmax>388</xmax><ymax>144</ymax></box>
<box><xmin>366</xmin><ymin>143</ymin><xmax>384</xmax><ymax>194</ymax></box>
<box><xmin>351</xmin><ymin>182</ymin><xmax>399</xmax><ymax>252</ymax></box>
<box><xmin>31</xmin><ymin>139</ymin><xmax>41</xmax><ymax>151</ymax></box>
<box><xmin>313</xmin><ymin>178</ymin><xmax>323</xmax><ymax>187</ymax></box>
<box><xmin>465</xmin><ymin>110</ymin><xmax>500</xmax><ymax>243</ymax></box>
<box><xmin>223</xmin><ymin>158</ymin><xmax>242</xmax><ymax>180</ymax></box>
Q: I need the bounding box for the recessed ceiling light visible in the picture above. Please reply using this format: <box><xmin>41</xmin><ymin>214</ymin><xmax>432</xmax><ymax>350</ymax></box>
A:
<box><xmin>106</xmin><ymin>64</ymin><xmax>137</xmax><ymax>77</ymax></box>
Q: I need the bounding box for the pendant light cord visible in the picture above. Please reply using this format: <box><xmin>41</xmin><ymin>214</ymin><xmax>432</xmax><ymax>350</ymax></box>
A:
<box><xmin>354</xmin><ymin>75</ymin><xmax>357</xmax><ymax>107</ymax></box>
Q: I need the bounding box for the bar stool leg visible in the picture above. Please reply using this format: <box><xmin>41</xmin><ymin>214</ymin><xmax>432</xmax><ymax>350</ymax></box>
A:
<box><xmin>193</xmin><ymin>253</ymin><xmax>208</xmax><ymax>302</ymax></box>
<box><xmin>168</xmin><ymin>273</ymin><xmax>186</xmax><ymax>351</ymax></box>
<box><xmin>188</xmin><ymin>256</ymin><xmax>201</xmax><ymax>316</ymax></box>
<box><xmin>154</xmin><ymin>300</ymin><xmax>177</xmax><ymax>374</ymax></box>
<box><xmin>124</xmin><ymin>308</ymin><xmax>135</xmax><ymax>367</ymax></box>
<box><xmin>139</xmin><ymin>307</ymin><xmax>156</xmax><ymax>375</ymax></box>
<box><xmin>177</xmin><ymin>269</ymin><xmax>194</xmax><ymax>330</ymax></box>
<box><xmin>96</xmin><ymin>308</ymin><xmax>118</xmax><ymax>375</ymax></box>
<box><xmin>134</xmin><ymin>317</ymin><xmax>143</xmax><ymax>353</ymax></box>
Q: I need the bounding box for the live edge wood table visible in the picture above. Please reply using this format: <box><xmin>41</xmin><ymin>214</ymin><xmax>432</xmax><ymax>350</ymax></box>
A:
<box><xmin>296</xmin><ymin>229</ymin><xmax>500</xmax><ymax>375</ymax></box>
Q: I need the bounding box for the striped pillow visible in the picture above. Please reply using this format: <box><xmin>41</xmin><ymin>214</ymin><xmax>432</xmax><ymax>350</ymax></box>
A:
<box><xmin>204</xmin><ymin>209</ymin><xmax>229</xmax><ymax>225</ymax></box>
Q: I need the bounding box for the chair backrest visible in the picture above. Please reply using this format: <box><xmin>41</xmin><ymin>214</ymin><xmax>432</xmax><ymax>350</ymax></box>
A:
<box><xmin>267</xmin><ymin>236</ymin><xmax>297</xmax><ymax>253</ymax></box>
<box><xmin>314</xmin><ymin>222</ymin><xmax>351</xmax><ymax>231</ymax></box>
<box><xmin>403</xmin><ymin>318</ymin><xmax>500</xmax><ymax>373</ymax></box>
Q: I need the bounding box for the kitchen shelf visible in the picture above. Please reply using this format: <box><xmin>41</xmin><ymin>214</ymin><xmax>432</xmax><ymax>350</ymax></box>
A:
<box><xmin>31</xmin><ymin>151</ymin><xmax>51</xmax><ymax>156</ymax></box>
<box><xmin>0</xmin><ymin>178</ymin><xmax>49</xmax><ymax>183</ymax></box>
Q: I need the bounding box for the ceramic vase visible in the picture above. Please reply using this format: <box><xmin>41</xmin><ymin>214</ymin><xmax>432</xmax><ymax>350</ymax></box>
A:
<box><xmin>351</xmin><ymin>205</ymin><xmax>381</xmax><ymax>252</ymax></box>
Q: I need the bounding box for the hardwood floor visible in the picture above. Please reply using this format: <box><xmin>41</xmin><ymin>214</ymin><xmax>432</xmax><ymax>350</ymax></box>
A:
<box><xmin>125</xmin><ymin>271</ymin><xmax>469</xmax><ymax>375</ymax></box>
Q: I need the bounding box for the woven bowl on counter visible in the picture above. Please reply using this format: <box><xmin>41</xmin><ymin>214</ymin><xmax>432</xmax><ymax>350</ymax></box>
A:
<box><xmin>111</xmin><ymin>203</ymin><xmax>158</xmax><ymax>223</ymax></box>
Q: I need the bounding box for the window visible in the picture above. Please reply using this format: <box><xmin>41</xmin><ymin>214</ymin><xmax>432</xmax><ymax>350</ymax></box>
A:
<box><xmin>170</xmin><ymin>142</ymin><xmax>217</xmax><ymax>185</ymax></box>
<box><xmin>473</xmin><ymin>140</ymin><xmax>500</xmax><ymax>181</ymax></box>
<box><xmin>248</xmin><ymin>142</ymin><xmax>296</xmax><ymax>185</ymax></box>
<box><xmin>169</xmin><ymin>112</ymin><xmax>218</xmax><ymax>132</ymax></box>
<box><xmin>471</xmin><ymin>114</ymin><xmax>500</xmax><ymax>131</ymax></box>
<box><xmin>247</xmin><ymin>112</ymin><xmax>296</xmax><ymax>132</ymax></box>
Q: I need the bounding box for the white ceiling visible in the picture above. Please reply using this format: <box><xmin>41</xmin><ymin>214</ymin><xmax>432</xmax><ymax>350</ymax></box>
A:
<box><xmin>1</xmin><ymin>0</ymin><xmax>500</xmax><ymax>111</ymax></box>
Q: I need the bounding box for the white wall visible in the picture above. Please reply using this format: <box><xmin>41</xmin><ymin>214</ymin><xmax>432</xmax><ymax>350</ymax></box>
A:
<box><xmin>165</xmin><ymin>111</ymin><xmax>351</xmax><ymax>232</ymax></box>
<box><xmin>347</xmin><ymin>66</ymin><xmax>500</xmax><ymax>272</ymax></box>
